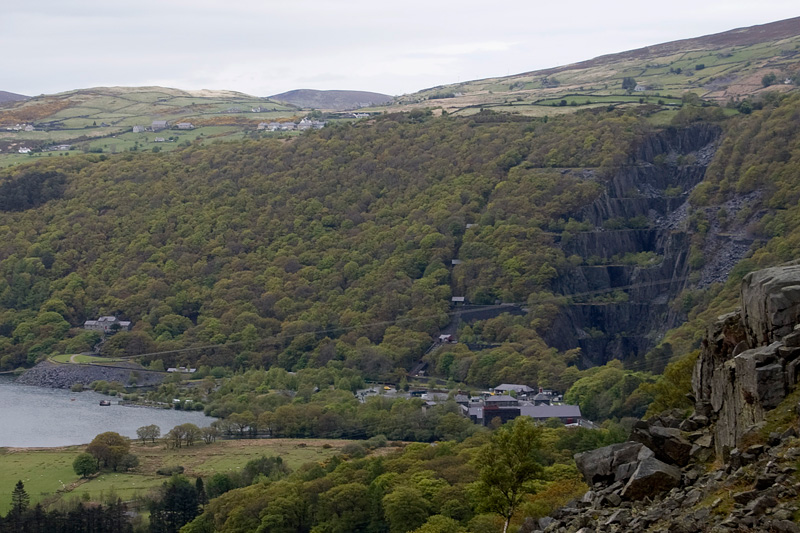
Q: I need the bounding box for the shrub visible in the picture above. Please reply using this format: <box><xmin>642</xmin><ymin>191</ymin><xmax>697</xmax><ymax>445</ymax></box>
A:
<box><xmin>341</xmin><ymin>442</ymin><xmax>367</xmax><ymax>458</ymax></box>
<box><xmin>156</xmin><ymin>465</ymin><xmax>185</xmax><ymax>476</ymax></box>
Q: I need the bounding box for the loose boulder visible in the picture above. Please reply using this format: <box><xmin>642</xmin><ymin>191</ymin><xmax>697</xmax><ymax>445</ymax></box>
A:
<box><xmin>630</xmin><ymin>422</ymin><xmax>692</xmax><ymax>467</ymax></box>
<box><xmin>574</xmin><ymin>441</ymin><xmax>654</xmax><ymax>485</ymax></box>
<box><xmin>620</xmin><ymin>457</ymin><xmax>682</xmax><ymax>500</ymax></box>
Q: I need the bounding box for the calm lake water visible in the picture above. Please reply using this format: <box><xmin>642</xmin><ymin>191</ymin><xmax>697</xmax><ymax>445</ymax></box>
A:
<box><xmin>0</xmin><ymin>375</ymin><xmax>215</xmax><ymax>447</ymax></box>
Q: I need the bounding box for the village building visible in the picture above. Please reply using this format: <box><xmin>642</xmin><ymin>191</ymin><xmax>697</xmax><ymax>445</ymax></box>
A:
<box><xmin>492</xmin><ymin>383</ymin><xmax>535</xmax><ymax>397</ymax></box>
<box><xmin>46</xmin><ymin>144</ymin><xmax>71</xmax><ymax>152</ymax></box>
<box><xmin>151</xmin><ymin>120</ymin><xmax>168</xmax><ymax>131</ymax></box>
<box><xmin>166</xmin><ymin>367</ymin><xmax>197</xmax><ymax>373</ymax></box>
<box><xmin>83</xmin><ymin>316</ymin><xmax>132</xmax><ymax>333</ymax></box>
<box><xmin>176</xmin><ymin>122</ymin><xmax>194</xmax><ymax>130</ymax></box>
<box><xmin>18</xmin><ymin>147</ymin><xmax>31</xmax><ymax>154</ymax></box>
<box><xmin>132</xmin><ymin>125</ymin><xmax>146</xmax><ymax>133</ymax></box>
<box><xmin>462</xmin><ymin>386</ymin><xmax>589</xmax><ymax>428</ymax></box>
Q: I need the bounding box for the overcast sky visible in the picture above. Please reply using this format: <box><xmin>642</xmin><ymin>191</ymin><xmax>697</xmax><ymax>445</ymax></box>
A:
<box><xmin>1</xmin><ymin>1</ymin><xmax>797</xmax><ymax>98</ymax></box>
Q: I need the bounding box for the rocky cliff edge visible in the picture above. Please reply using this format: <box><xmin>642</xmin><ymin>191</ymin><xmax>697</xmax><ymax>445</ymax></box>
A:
<box><xmin>533</xmin><ymin>264</ymin><xmax>800</xmax><ymax>533</ymax></box>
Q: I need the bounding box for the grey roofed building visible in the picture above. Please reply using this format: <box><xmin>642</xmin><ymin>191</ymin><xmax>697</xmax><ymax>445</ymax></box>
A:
<box><xmin>151</xmin><ymin>120</ymin><xmax>168</xmax><ymax>131</ymax></box>
<box><xmin>532</xmin><ymin>391</ymin><xmax>552</xmax><ymax>405</ymax></box>
<box><xmin>493</xmin><ymin>384</ymin><xmax>535</xmax><ymax>395</ymax></box>
<box><xmin>519</xmin><ymin>403</ymin><xmax>582</xmax><ymax>422</ymax></box>
<box><xmin>84</xmin><ymin>316</ymin><xmax>132</xmax><ymax>333</ymax></box>
<box><xmin>484</xmin><ymin>395</ymin><xmax>520</xmax><ymax>407</ymax></box>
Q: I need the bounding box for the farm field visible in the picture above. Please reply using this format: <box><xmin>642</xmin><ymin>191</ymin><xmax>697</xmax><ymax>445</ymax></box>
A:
<box><xmin>0</xmin><ymin>86</ymin><xmax>304</xmax><ymax>162</ymax></box>
<box><xmin>0</xmin><ymin>438</ymin><xmax>359</xmax><ymax>513</ymax></box>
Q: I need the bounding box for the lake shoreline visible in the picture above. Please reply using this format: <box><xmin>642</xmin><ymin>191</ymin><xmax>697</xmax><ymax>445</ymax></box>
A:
<box><xmin>0</xmin><ymin>376</ymin><xmax>214</xmax><ymax>447</ymax></box>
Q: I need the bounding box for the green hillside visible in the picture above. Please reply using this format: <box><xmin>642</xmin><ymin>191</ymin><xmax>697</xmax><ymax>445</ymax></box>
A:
<box><xmin>387</xmin><ymin>17</ymin><xmax>800</xmax><ymax>116</ymax></box>
<box><xmin>0</xmin><ymin>86</ymin><xmax>301</xmax><ymax>167</ymax></box>
<box><xmin>0</xmin><ymin>89</ymin><xmax>798</xmax><ymax>411</ymax></box>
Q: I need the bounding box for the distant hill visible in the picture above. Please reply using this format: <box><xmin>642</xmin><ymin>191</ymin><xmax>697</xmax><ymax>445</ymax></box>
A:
<box><xmin>0</xmin><ymin>86</ymin><xmax>299</xmax><ymax>161</ymax></box>
<box><xmin>0</xmin><ymin>91</ymin><xmax>28</xmax><ymax>104</ymax></box>
<box><xmin>269</xmin><ymin>89</ymin><xmax>393</xmax><ymax>110</ymax></box>
<box><xmin>392</xmin><ymin>16</ymin><xmax>800</xmax><ymax>116</ymax></box>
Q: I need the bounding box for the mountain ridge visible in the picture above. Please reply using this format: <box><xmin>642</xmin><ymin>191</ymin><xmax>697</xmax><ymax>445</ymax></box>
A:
<box><xmin>269</xmin><ymin>88</ymin><xmax>393</xmax><ymax>110</ymax></box>
<box><xmin>0</xmin><ymin>90</ymin><xmax>28</xmax><ymax>104</ymax></box>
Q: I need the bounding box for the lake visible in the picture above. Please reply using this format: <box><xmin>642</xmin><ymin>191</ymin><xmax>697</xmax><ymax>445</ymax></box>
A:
<box><xmin>0</xmin><ymin>375</ymin><xmax>215</xmax><ymax>447</ymax></box>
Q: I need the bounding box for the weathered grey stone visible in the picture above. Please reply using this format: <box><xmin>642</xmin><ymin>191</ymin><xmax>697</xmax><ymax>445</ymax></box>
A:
<box><xmin>538</xmin><ymin>516</ymin><xmax>554</xmax><ymax>530</ymax></box>
<box><xmin>741</xmin><ymin>266</ymin><xmax>800</xmax><ymax>346</ymax></box>
<box><xmin>732</xmin><ymin>490</ymin><xmax>758</xmax><ymax>505</ymax></box>
<box><xmin>604</xmin><ymin>509</ymin><xmax>630</xmax><ymax>526</ymax></box>
<box><xmin>574</xmin><ymin>441</ymin><xmax>654</xmax><ymax>485</ymax></box>
<box><xmin>620</xmin><ymin>457</ymin><xmax>681</xmax><ymax>500</ymax></box>
<box><xmin>755</xmin><ymin>474</ymin><xmax>778</xmax><ymax>490</ymax></box>
<box><xmin>745</xmin><ymin>494</ymin><xmax>778</xmax><ymax>515</ymax></box>
<box><xmin>772</xmin><ymin>520</ymin><xmax>800</xmax><ymax>533</ymax></box>
<box><xmin>630</xmin><ymin>424</ymin><xmax>692</xmax><ymax>466</ymax></box>
<box><xmin>783</xmin><ymin>330</ymin><xmax>800</xmax><ymax>348</ymax></box>
<box><xmin>756</xmin><ymin>362</ymin><xmax>786</xmax><ymax>409</ymax></box>
<box><xmin>684</xmin><ymin>488</ymin><xmax>704</xmax><ymax>506</ymax></box>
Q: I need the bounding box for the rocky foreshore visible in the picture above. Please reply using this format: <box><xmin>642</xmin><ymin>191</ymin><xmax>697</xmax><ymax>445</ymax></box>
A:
<box><xmin>16</xmin><ymin>360</ymin><xmax>165</xmax><ymax>389</ymax></box>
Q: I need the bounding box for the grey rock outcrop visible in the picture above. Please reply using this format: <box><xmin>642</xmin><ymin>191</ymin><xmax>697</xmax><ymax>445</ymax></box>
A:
<box><xmin>536</xmin><ymin>264</ymin><xmax>800</xmax><ymax>533</ymax></box>
<box><xmin>693</xmin><ymin>264</ymin><xmax>800</xmax><ymax>455</ymax></box>
<box><xmin>741</xmin><ymin>265</ymin><xmax>800</xmax><ymax>346</ymax></box>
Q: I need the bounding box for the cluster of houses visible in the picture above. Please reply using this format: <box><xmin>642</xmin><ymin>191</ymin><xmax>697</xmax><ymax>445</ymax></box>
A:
<box><xmin>17</xmin><ymin>144</ymin><xmax>71</xmax><ymax>154</ymax></box>
<box><xmin>7</xmin><ymin>124</ymin><xmax>35</xmax><ymax>132</ymax></box>
<box><xmin>132</xmin><ymin>121</ymin><xmax>195</xmax><ymax>134</ymax></box>
<box><xmin>257</xmin><ymin>118</ymin><xmax>326</xmax><ymax>132</ymax></box>
<box><xmin>83</xmin><ymin>316</ymin><xmax>132</xmax><ymax>333</ymax></box>
<box><xmin>356</xmin><ymin>383</ymin><xmax>590</xmax><ymax>428</ymax></box>
<box><xmin>464</xmin><ymin>384</ymin><xmax>590</xmax><ymax>427</ymax></box>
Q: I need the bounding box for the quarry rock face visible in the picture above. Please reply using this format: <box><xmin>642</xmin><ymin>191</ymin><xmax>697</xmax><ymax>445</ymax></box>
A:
<box><xmin>693</xmin><ymin>264</ymin><xmax>800</xmax><ymax>455</ymax></box>
<box><xmin>546</xmin><ymin>124</ymin><xmax>722</xmax><ymax>367</ymax></box>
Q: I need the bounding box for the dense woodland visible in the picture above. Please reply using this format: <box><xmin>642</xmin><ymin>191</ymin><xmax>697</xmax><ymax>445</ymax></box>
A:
<box><xmin>4</xmin><ymin>95</ymin><xmax>800</xmax><ymax>419</ymax></box>
<box><xmin>0</xmin><ymin>109</ymin><xmax>646</xmax><ymax>388</ymax></box>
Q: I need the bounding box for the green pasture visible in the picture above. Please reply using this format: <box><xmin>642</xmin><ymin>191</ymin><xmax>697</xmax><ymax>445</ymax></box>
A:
<box><xmin>0</xmin><ymin>438</ymin><xmax>354</xmax><ymax>513</ymax></box>
<box><xmin>0</xmin><ymin>448</ymin><xmax>80</xmax><ymax>513</ymax></box>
